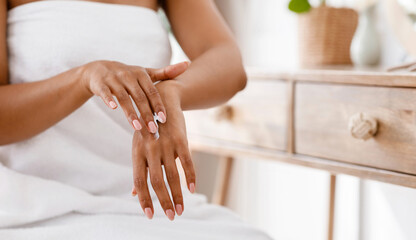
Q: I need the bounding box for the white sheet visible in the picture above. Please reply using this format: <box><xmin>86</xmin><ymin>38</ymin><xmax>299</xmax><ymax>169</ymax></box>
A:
<box><xmin>0</xmin><ymin>0</ymin><xmax>271</xmax><ymax>239</ymax></box>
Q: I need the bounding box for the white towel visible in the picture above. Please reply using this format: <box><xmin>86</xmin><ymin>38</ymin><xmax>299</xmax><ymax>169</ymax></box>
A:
<box><xmin>0</xmin><ymin>1</ymin><xmax>271</xmax><ymax>239</ymax></box>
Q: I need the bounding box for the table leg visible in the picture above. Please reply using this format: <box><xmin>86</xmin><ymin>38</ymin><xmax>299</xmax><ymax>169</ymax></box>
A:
<box><xmin>212</xmin><ymin>156</ymin><xmax>234</xmax><ymax>206</ymax></box>
<box><xmin>328</xmin><ymin>174</ymin><xmax>337</xmax><ymax>240</ymax></box>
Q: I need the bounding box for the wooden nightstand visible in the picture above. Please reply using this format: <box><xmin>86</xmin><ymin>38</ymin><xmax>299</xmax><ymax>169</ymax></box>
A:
<box><xmin>185</xmin><ymin>68</ymin><xmax>416</xmax><ymax>240</ymax></box>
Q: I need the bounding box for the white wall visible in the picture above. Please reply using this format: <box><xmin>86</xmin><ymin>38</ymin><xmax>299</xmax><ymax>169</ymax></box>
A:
<box><xmin>171</xmin><ymin>0</ymin><xmax>416</xmax><ymax>239</ymax></box>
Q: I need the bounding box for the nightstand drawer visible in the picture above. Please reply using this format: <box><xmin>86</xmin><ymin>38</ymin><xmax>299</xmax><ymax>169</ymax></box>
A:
<box><xmin>185</xmin><ymin>80</ymin><xmax>287</xmax><ymax>151</ymax></box>
<box><xmin>295</xmin><ymin>83</ymin><xmax>416</xmax><ymax>175</ymax></box>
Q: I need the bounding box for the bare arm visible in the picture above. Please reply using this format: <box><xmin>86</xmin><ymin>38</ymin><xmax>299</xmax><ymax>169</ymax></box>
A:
<box><xmin>0</xmin><ymin>3</ymin><xmax>90</xmax><ymax>145</ymax></box>
<box><xmin>163</xmin><ymin>0</ymin><xmax>247</xmax><ymax>110</ymax></box>
<box><xmin>0</xmin><ymin>68</ymin><xmax>92</xmax><ymax>145</ymax></box>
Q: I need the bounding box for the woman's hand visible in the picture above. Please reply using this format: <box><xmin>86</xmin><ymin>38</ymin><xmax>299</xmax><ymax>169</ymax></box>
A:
<box><xmin>131</xmin><ymin>80</ymin><xmax>196</xmax><ymax>221</ymax></box>
<box><xmin>80</xmin><ymin>60</ymin><xmax>189</xmax><ymax>133</ymax></box>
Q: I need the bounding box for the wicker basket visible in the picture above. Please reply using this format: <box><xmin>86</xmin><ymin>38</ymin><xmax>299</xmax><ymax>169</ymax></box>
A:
<box><xmin>298</xmin><ymin>6</ymin><xmax>359</xmax><ymax>67</ymax></box>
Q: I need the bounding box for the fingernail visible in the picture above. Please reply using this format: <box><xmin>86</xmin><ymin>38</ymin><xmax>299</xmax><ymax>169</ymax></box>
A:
<box><xmin>109</xmin><ymin>101</ymin><xmax>117</xmax><ymax>109</ymax></box>
<box><xmin>148</xmin><ymin>121</ymin><xmax>157</xmax><ymax>133</ymax></box>
<box><xmin>166</xmin><ymin>209</ymin><xmax>175</xmax><ymax>221</ymax></box>
<box><xmin>189</xmin><ymin>183</ymin><xmax>195</xmax><ymax>194</ymax></box>
<box><xmin>131</xmin><ymin>186</ymin><xmax>137</xmax><ymax>196</ymax></box>
<box><xmin>132</xmin><ymin>120</ymin><xmax>142</xmax><ymax>131</ymax></box>
<box><xmin>144</xmin><ymin>208</ymin><xmax>153</xmax><ymax>220</ymax></box>
<box><xmin>157</xmin><ymin>112</ymin><xmax>166</xmax><ymax>123</ymax></box>
<box><xmin>175</xmin><ymin>204</ymin><xmax>183</xmax><ymax>216</ymax></box>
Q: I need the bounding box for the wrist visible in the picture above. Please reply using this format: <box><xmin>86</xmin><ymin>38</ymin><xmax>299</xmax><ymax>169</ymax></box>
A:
<box><xmin>156</xmin><ymin>80</ymin><xmax>184</xmax><ymax>110</ymax></box>
<box><xmin>74</xmin><ymin>64</ymin><xmax>94</xmax><ymax>99</ymax></box>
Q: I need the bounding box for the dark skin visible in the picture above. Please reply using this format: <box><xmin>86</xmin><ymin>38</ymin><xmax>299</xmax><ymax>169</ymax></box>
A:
<box><xmin>3</xmin><ymin>0</ymin><xmax>247</xmax><ymax>221</ymax></box>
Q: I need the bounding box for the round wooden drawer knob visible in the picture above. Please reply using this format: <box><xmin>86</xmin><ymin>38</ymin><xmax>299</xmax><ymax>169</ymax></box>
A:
<box><xmin>216</xmin><ymin>105</ymin><xmax>235</xmax><ymax>122</ymax></box>
<box><xmin>348</xmin><ymin>112</ymin><xmax>378</xmax><ymax>140</ymax></box>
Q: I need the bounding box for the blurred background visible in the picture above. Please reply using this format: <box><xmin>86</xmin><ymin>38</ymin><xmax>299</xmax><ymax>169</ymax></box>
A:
<box><xmin>167</xmin><ymin>0</ymin><xmax>416</xmax><ymax>239</ymax></box>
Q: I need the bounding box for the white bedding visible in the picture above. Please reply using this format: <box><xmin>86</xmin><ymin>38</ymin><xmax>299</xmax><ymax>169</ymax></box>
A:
<box><xmin>0</xmin><ymin>0</ymin><xmax>271</xmax><ymax>239</ymax></box>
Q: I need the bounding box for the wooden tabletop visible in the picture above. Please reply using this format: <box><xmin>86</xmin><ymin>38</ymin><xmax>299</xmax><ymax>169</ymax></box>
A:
<box><xmin>247</xmin><ymin>66</ymin><xmax>416</xmax><ymax>88</ymax></box>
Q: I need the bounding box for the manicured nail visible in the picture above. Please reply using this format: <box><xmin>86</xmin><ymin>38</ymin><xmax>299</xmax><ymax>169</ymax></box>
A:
<box><xmin>148</xmin><ymin>121</ymin><xmax>157</xmax><ymax>133</ymax></box>
<box><xmin>166</xmin><ymin>209</ymin><xmax>175</xmax><ymax>221</ymax></box>
<box><xmin>109</xmin><ymin>101</ymin><xmax>117</xmax><ymax>109</ymax></box>
<box><xmin>185</xmin><ymin>61</ymin><xmax>191</xmax><ymax>67</ymax></box>
<box><xmin>175</xmin><ymin>204</ymin><xmax>183</xmax><ymax>216</ymax></box>
<box><xmin>189</xmin><ymin>183</ymin><xmax>195</xmax><ymax>193</ymax></box>
<box><xmin>131</xmin><ymin>186</ymin><xmax>137</xmax><ymax>196</ymax></box>
<box><xmin>144</xmin><ymin>208</ymin><xmax>153</xmax><ymax>219</ymax></box>
<box><xmin>132</xmin><ymin>120</ymin><xmax>142</xmax><ymax>131</ymax></box>
<box><xmin>157</xmin><ymin>112</ymin><xmax>166</xmax><ymax>123</ymax></box>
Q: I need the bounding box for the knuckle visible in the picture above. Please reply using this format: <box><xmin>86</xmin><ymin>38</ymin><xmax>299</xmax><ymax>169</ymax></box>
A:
<box><xmin>136</xmin><ymin>68</ymin><xmax>147</xmax><ymax>76</ymax></box>
<box><xmin>183</xmin><ymin>156</ymin><xmax>194</xmax><ymax>169</ymax></box>
<box><xmin>146</xmin><ymin>87</ymin><xmax>160</xmax><ymax>97</ymax></box>
<box><xmin>104</xmin><ymin>72</ymin><xmax>117</xmax><ymax>82</ymax></box>
<box><xmin>147</xmin><ymin>70</ymin><xmax>156</xmax><ymax>80</ymax></box>
<box><xmin>108</xmin><ymin>60</ymin><xmax>118</xmax><ymax>65</ymax></box>
<box><xmin>146</xmin><ymin>142</ymin><xmax>158</xmax><ymax>153</ymax></box>
<box><xmin>152</xmin><ymin>103</ymin><xmax>164</xmax><ymax>112</ymax></box>
<box><xmin>135</xmin><ymin>69</ymin><xmax>149</xmax><ymax>80</ymax></box>
<box><xmin>139</xmin><ymin>198</ymin><xmax>150</xmax><ymax>207</ymax></box>
<box><xmin>150</xmin><ymin>176</ymin><xmax>163</xmax><ymax>189</ymax></box>
<box><xmin>133</xmin><ymin>66</ymin><xmax>145</xmax><ymax>73</ymax></box>
<box><xmin>161</xmin><ymin>138</ymin><xmax>170</xmax><ymax>147</ymax></box>
<box><xmin>166</xmin><ymin>169</ymin><xmax>178</xmax><ymax>182</ymax></box>
<box><xmin>91</xmin><ymin>60</ymin><xmax>108</xmax><ymax>70</ymax></box>
<box><xmin>116</xmin><ymin>92</ymin><xmax>129</xmax><ymax>102</ymax></box>
<box><xmin>134</xmin><ymin>177</ymin><xmax>146</xmax><ymax>189</ymax></box>
<box><xmin>97</xmin><ymin>85</ymin><xmax>108</xmax><ymax>93</ymax></box>
<box><xmin>182</xmin><ymin>154</ymin><xmax>192</xmax><ymax>163</ymax></box>
<box><xmin>88</xmin><ymin>78</ymin><xmax>99</xmax><ymax>88</ymax></box>
<box><xmin>133</xmin><ymin>92</ymin><xmax>147</xmax><ymax>103</ymax></box>
<box><xmin>130</xmin><ymin>85</ymin><xmax>142</xmax><ymax>94</ymax></box>
<box><xmin>116</xmin><ymin>70</ymin><xmax>133</xmax><ymax>79</ymax></box>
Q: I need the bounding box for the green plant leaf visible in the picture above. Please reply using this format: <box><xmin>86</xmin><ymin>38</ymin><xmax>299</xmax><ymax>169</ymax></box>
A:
<box><xmin>288</xmin><ymin>0</ymin><xmax>311</xmax><ymax>13</ymax></box>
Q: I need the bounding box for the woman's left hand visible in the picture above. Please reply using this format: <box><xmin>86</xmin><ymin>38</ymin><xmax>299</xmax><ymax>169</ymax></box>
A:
<box><xmin>131</xmin><ymin>80</ymin><xmax>196</xmax><ymax>221</ymax></box>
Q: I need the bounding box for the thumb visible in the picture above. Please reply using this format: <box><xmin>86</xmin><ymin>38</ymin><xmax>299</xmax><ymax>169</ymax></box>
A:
<box><xmin>147</xmin><ymin>61</ymin><xmax>190</xmax><ymax>82</ymax></box>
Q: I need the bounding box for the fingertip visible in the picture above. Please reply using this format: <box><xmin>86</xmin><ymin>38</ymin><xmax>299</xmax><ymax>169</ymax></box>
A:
<box><xmin>166</xmin><ymin>209</ymin><xmax>175</xmax><ymax>221</ymax></box>
<box><xmin>189</xmin><ymin>183</ymin><xmax>195</xmax><ymax>194</ymax></box>
<box><xmin>132</xmin><ymin>119</ymin><xmax>142</xmax><ymax>131</ymax></box>
<box><xmin>175</xmin><ymin>204</ymin><xmax>183</xmax><ymax>216</ymax></box>
<box><xmin>177</xmin><ymin>61</ymin><xmax>190</xmax><ymax>71</ymax></box>
<box><xmin>109</xmin><ymin>101</ymin><xmax>117</xmax><ymax>109</ymax></box>
<box><xmin>144</xmin><ymin>207</ymin><xmax>154</xmax><ymax>220</ymax></box>
<box><xmin>131</xmin><ymin>186</ymin><xmax>137</xmax><ymax>196</ymax></box>
<box><xmin>167</xmin><ymin>61</ymin><xmax>189</xmax><ymax>77</ymax></box>
<box><xmin>148</xmin><ymin>121</ymin><xmax>158</xmax><ymax>133</ymax></box>
<box><xmin>157</xmin><ymin>111</ymin><xmax>166</xmax><ymax>123</ymax></box>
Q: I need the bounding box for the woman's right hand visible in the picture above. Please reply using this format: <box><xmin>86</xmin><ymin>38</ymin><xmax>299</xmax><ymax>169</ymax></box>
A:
<box><xmin>79</xmin><ymin>60</ymin><xmax>189</xmax><ymax>133</ymax></box>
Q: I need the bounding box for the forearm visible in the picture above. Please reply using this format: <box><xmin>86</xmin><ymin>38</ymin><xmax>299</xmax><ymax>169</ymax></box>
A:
<box><xmin>174</xmin><ymin>43</ymin><xmax>246</xmax><ymax>111</ymax></box>
<box><xmin>0</xmin><ymin>67</ymin><xmax>90</xmax><ymax>145</ymax></box>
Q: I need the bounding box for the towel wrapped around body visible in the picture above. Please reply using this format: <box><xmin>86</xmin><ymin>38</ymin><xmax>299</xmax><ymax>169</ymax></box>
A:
<box><xmin>0</xmin><ymin>1</ymin><xmax>271</xmax><ymax>239</ymax></box>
